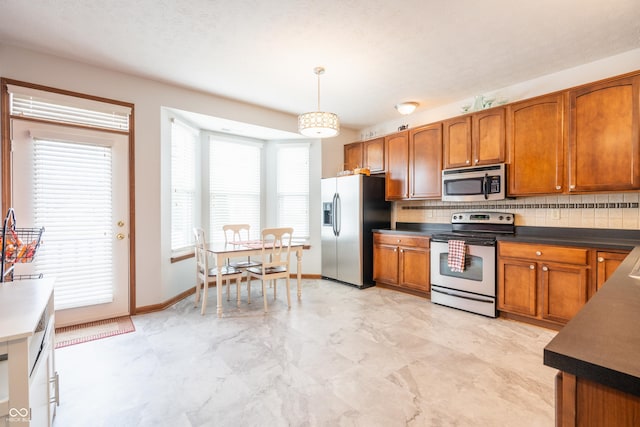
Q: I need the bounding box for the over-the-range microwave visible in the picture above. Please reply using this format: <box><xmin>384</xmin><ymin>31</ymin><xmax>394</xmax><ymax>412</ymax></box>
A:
<box><xmin>441</xmin><ymin>163</ymin><xmax>506</xmax><ymax>202</ymax></box>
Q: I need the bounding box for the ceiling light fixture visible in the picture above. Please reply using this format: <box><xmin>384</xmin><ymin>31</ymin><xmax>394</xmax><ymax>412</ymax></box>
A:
<box><xmin>298</xmin><ymin>66</ymin><xmax>340</xmax><ymax>138</ymax></box>
<box><xmin>395</xmin><ymin>102</ymin><xmax>419</xmax><ymax>115</ymax></box>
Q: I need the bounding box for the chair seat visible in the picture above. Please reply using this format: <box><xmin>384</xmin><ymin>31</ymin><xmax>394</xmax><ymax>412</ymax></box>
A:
<box><xmin>202</xmin><ymin>265</ymin><xmax>242</xmax><ymax>277</ymax></box>
<box><xmin>246</xmin><ymin>265</ymin><xmax>287</xmax><ymax>275</ymax></box>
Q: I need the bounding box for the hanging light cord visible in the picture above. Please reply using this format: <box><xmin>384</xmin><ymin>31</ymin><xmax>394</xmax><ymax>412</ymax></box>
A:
<box><xmin>314</xmin><ymin>66</ymin><xmax>325</xmax><ymax>111</ymax></box>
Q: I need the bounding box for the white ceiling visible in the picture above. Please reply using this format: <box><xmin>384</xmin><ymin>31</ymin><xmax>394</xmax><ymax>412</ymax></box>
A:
<box><xmin>1</xmin><ymin>0</ymin><xmax>639</xmax><ymax>138</ymax></box>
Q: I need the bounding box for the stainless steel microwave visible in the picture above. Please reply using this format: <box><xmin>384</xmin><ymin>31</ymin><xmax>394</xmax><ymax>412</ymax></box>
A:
<box><xmin>441</xmin><ymin>163</ymin><xmax>506</xmax><ymax>202</ymax></box>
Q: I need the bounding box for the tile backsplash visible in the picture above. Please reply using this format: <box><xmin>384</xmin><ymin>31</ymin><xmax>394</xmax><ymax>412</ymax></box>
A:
<box><xmin>394</xmin><ymin>193</ymin><xmax>640</xmax><ymax>230</ymax></box>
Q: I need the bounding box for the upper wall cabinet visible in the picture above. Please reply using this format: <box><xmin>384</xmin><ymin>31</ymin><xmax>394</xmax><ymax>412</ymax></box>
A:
<box><xmin>409</xmin><ymin>123</ymin><xmax>442</xmax><ymax>199</ymax></box>
<box><xmin>343</xmin><ymin>141</ymin><xmax>362</xmax><ymax>172</ymax></box>
<box><xmin>443</xmin><ymin>107</ymin><xmax>506</xmax><ymax>169</ymax></box>
<box><xmin>507</xmin><ymin>93</ymin><xmax>566</xmax><ymax>196</ymax></box>
<box><xmin>385</xmin><ymin>131</ymin><xmax>409</xmax><ymax>200</ymax></box>
<box><xmin>568</xmin><ymin>75</ymin><xmax>640</xmax><ymax>192</ymax></box>
<box><xmin>343</xmin><ymin>137</ymin><xmax>385</xmax><ymax>173</ymax></box>
<box><xmin>363</xmin><ymin>137</ymin><xmax>385</xmax><ymax>173</ymax></box>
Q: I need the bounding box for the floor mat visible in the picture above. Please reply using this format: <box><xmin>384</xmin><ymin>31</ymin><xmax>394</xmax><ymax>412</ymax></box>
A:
<box><xmin>55</xmin><ymin>316</ymin><xmax>135</xmax><ymax>349</ymax></box>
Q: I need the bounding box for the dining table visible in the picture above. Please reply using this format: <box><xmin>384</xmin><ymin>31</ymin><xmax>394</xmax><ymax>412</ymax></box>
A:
<box><xmin>205</xmin><ymin>240</ymin><xmax>308</xmax><ymax>317</ymax></box>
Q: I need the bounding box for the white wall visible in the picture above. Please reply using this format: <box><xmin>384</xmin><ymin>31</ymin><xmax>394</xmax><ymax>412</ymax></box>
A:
<box><xmin>0</xmin><ymin>43</ymin><xmax>357</xmax><ymax>307</ymax></box>
<box><xmin>359</xmin><ymin>48</ymin><xmax>640</xmax><ymax>140</ymax></box>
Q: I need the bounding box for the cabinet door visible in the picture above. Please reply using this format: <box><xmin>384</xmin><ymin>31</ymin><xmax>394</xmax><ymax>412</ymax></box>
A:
<box><xmin>398</xmin><ymin>246</ymin><xmax>430</xmax><ymax>293</ymax></box>
<box><xmin>507</xmin><ymin>93</ymin><xmax>565</xmax><ymax>195</ymax></box>
<box><xmin>384</xmin><ymin>131</ymin><xmax>409</xmax><ymax>200</ymax></box>
<box><xmin>344</xmin><ymin>142</ymin><xmax>363</xmax><ymax>171</ymax></box>
<box><xmin>568</xmin><ymin>75</ymin><xmax>640</xmax><ymax>192</ymax></box>
<box><xmin>541</xmin><ymin>262</ymin><xmax>589</xmax><ymax>324</ymax></box>
<box><xmin>596</xmin><ymin>250</ymin><xmax>629</xmax><ymax>291</ymax></box>
<box><xmin>409</xmin><ymin>123</ymin><xmax>442</xmax><ymax>199</ymax></box>
<box><xmin>498</xmin><ymin>258</ymin><xmax>537</xmax><ymax>316</ymax></box>
<box><xmin>363</xmin><ymin>137</ymin><xmax>385</xmax><ymax>173</ymax></box>
<box><xmin>473</xmin><ymin>107</ymin><xmax>506</xmax><ymax>166</ymax></box>
<box><xmin>373</xmin><ymin>243</ymin><xmax>399</xmax><ymax>285</ymax></box>
<box><xmin>443</xmin><ymin>116</ymin><xmax>472</xmax><ymax>169</ymax></box>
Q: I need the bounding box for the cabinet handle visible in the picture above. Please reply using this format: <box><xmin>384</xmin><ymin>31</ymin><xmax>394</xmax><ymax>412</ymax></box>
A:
<box><xmin>49</xmin><ymin>371</ymin><xmax>60</xmax><ymax>406</ymax></box>
<box><xmin>598</xmin><ymin>257</ymin><xmax>604</xmax><ymax>263</ymax></box>
<box><xmin>393</xmin><ymin>248</ymin><xmax>397</xmax><ymax>252</ymax></box>
<box><xmin>570</xmin><ymin>185</ymin><xmax>576</xmax><ymax>189</ymax></box>
<box><xmin>535</xmin><ymin>251</ymin><xmax>542</xmax><ymax>256</ymax></box>
<box><xmin>397</xmin><ymin>239</ymin><xmax>401</xmax><ymax>243</ymax></box>
<box><xmin>475</xmin><ymin>159</ymin><xmax>479</xmax><ymax>164</ymax></box>
<box><xmin>529</xmin><ymin>265</ymin><xmax>535</xmax><ymax>270</ymax></box>
<box><xmin>555</xmin><ymin>185</ymin><xmax>561</xmax><ymax>190</ymax></box>
<box><xmin>400</xmin><ymin>249</ymin><xmax>404</xmax><ymax>253</ymax></box>
<box><xmin>466</xmin><ymin>159</ymin><xmax>470</xmax><ymax>164</ymax></box>
<box><xmin>542</xmin><ymin>266</ymin><xmax>549</xmax><ymax>272</ymax></box>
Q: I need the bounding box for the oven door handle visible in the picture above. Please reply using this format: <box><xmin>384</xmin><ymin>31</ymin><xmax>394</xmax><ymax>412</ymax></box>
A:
<box><xmin>431</xmin><ymin>287</ymin><xmax>494</xmax><ymax>304</ymax></box>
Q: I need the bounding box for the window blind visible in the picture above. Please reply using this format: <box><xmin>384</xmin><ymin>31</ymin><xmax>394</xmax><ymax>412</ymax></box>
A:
<box><xmin>8</xmin><ymin>84</ymin><xmax>131</xmax><ymax>131</ymax></box>
<box><xmin>170</xmin><ymin>119</ymin><xmax>198</xmax><ymax>252</ymax></box>
<box><xmin>33</xmin><ymin>139</ymin><xmax>114</xmax><ymax>310</ymax></box>
<box><xmin>277</xmin><ymin>144</ymin><xmax>310</xmax><ymax>239</ymax></box>
<box><xmin>209</xmin><ymin>138</ymin><xmax>261</xmax><ymax>244</ymax></box>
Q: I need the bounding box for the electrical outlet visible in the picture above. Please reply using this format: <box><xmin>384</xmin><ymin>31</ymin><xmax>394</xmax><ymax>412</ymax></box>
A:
<box><xmin>551</xmin><ymin>209</ymin><xmax>560</xmax><ymax>220</ymax></box>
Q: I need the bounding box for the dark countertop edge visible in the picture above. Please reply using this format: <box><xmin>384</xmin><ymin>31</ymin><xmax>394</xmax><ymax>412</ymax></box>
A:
<box><xmin>379</xmin><ymin>223</ymin><xmax>640</xmax><ymax>250</ymax></box>
<box><xmin>543</xmin><ymin>349</ymin><xmax>640</xmax><ymax>397</ymax></box>
<box><xmin>543</xmin><ymin>245</ymin><xmax>640</xmax><ymax>397</ymax></box>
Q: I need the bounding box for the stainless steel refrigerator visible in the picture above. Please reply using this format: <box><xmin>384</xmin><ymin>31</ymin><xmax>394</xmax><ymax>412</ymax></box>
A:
<box><xmin>321</xmin><ymin>174</ymin><xmax>390</xmax><ymax>288</ymax></box>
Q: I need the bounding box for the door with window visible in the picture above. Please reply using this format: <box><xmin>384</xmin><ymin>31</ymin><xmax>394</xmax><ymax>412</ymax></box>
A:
<box><xmin>10</xmin><ymin>120</ymin><xmax>130</xmax><ymax>326</ymax></box>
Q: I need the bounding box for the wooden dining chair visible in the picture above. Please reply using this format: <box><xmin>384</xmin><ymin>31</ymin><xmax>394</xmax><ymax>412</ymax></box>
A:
<box><xmin>245</xmin><ymin>227</ymin><xmax>294</xmax><ymax>312</ymax></box>
<box><xmin>222</xmin><ymin>224</ymin><xmax>262</xmax><ymax>270</ymax></box>
<box><xmin>193</xmin><ymin>228</ymin><xmax>244</xmax><ymax>314</ymax></box>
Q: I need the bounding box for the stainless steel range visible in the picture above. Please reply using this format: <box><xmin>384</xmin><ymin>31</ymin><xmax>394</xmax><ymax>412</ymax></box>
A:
<box><xmin>430</xmin><ymin>211</ymin><xmax>514</xmax><ymax>317</ymax></box>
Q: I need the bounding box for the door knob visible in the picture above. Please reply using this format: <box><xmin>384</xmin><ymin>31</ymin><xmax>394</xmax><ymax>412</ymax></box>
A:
<box><xmin>542</xmin><ymin>266</ymin><xmax>549</xmax><ymax>272</ymax></box>
<box><xmin>597</xmin><ymin>257</ymin><xmax>604</xmax><ymax>263</ymax></box>
<box><xmin>529</xmin><ymin>265</ymin><xmax>535</xmax><ymax>270</ymax></box>
<box><xmin>117</xmin><ymin>220</ymin><xmax>125</xmax><ymax>227</ymax></box>
<box><xmin>116</xmin><ymin>233</ymin><xmax>126</xmax><ymax>240</ymax></box>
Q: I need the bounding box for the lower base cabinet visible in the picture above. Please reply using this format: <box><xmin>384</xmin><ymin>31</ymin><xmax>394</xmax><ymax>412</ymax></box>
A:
<box><xmin>373</xmin><ymin>233</ymin><xmax>430</xmax><ymax>296</ymax></box>
<box><xmin>556</xmin><ymin>371</ymin><xmax>640</xmax><ymax>427</ymax></box>
<box><xmin>498</xmin><ymin>242</ymin><xmax>630</xmax><ymax>328</ymax></box>
<box><xmin>498</xmin><ymin>242</ymin><xmax>590</xmax><ymax>327</ymax></box>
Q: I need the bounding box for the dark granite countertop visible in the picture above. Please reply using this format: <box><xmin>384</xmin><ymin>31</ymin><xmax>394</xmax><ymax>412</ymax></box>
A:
<box><xmin>375</xmin><ymin>223</ymin><xmax>640</xmax><ymax>250</ymax></box>
<box><xmin>375</xmin><ymin>224</ymin><xmax>640</xmax><ymax>396</ymax></box>
<box><xmin>544</xmin><ymin>245</ymin><xmax>640</xmax><ymax>397</ymax></box>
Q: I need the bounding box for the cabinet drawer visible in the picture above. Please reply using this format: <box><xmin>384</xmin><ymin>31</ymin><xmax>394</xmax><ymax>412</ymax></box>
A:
<box><xmin>374</xmin><ymin>233</ymin><xmax>429</xmax><ymax>248</ymax></box>
<box><xmin>499</xmin><ymin>241</ymin><xmax>588</xmax><ymax>265</ymax></box>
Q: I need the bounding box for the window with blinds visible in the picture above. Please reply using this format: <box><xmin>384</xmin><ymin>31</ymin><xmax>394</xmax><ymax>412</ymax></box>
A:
<box><xmin>170</xmin><ymin>119</ymin><xmax>198</xmax><ymax>252</ymax></box>
<box><xmin>33</xmin><ymin>139</ymin><xmax>115</xmax><ymax>310</ymax></box>
<box><xmin>8</xmin><ymin>84</ymin><xmax>131</xmax><ymax>131</ymax></box>
<box><xmin>277</xmin><ymin>144</ymin><xmax>310</xmax><ymax>239</ymax></box>
<box><xmin>209</xmin><ymin>137</ymin><xmax>261</xmax><ymax>244</ymax></box>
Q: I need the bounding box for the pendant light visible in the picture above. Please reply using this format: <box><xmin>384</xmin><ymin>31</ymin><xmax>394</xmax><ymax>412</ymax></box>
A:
<box><xmin>298</xmin><ymin>66</ymin><xmax>340</xmax><ymax>138</ymax></box>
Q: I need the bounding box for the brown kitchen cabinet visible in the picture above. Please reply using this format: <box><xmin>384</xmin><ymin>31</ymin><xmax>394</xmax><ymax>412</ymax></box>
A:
<box><xmin>507</xmin><ymin>93</ymin><xmax>566</xmax><ymax>195</ymax></box>
<box><xmin>343</xmin><ymin>142</ymin><xmax>362</xmax><ymax>172</ymax></box>
<box><xmin>343</xmin><ymin>138</ymin><xmax>385</xmax><ymax>174</ymax></box>
<box><xmin>384</xmin><ymin>131</ymin><xmax>409</xmax><ymax>200</ymax></box>
<box><xmin>568</xmin><ymin>74</ymin><xmax>640</xmax><ymax>192</ymax></box>
<box><xmin>409</xmin><ymin>123</ymin><xmax>442</xmax><ymax>199</ymax></box>
<box><xmin>385</xmin><ymin>126</ymin><xmax>442</xmax><ymax>201</ymax></box>
<box><xmin>595</xmin><ymin>250</ymin><xmax>630</xmax><ymax>291</ymax></box>
<box><xmin>443</xmin><ymin>107</ymin><xmax>505</xmax><ymax>169</ymax></box>
<box><xmin>498</xmin><ymin>241</ymin><xmax>590</xmax><ymax>327</ymax></box>
<box><xmin>373</xmin><ymin>232</ymin><xmax>430</xmax><ymax>296</ymax></box>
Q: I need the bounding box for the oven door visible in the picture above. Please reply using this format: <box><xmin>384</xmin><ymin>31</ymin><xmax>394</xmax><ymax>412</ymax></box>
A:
<box><xmin>430</xmin><ymin>240</ymin><xmax>496</xmax><ymax>297</ymax></box>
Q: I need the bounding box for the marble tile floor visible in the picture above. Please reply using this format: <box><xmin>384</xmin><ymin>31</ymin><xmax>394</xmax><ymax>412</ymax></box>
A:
<box><xmin>53</xmin><ymin>279</ymin><xmax>558</xmax><ymax>427</ymax></box>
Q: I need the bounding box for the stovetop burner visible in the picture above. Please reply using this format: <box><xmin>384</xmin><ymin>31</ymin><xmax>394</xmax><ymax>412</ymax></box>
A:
<box><xmin>431</xmin><ymin>211</ymin><xmax>515</xmax><ymax>245</ymax></box>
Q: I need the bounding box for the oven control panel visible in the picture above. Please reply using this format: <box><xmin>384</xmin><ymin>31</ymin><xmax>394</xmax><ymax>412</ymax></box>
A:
<box><xmin>451</xmin><ymin>211</ymin><xmax>514</xmax><ymax>225</ymax></box>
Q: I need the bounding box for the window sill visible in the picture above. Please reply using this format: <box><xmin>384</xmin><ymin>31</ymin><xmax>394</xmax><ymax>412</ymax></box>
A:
<box><xmin>171</xmin><ymin>250</ymin><xmax>194</xmax><ymax>263</ymax></box>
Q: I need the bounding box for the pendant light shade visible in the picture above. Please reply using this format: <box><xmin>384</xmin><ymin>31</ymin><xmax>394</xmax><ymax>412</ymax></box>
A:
<box><xmin>298</xmin><ymin>67</ymin><xmax>340</xmax><ymax>138</ymax></box>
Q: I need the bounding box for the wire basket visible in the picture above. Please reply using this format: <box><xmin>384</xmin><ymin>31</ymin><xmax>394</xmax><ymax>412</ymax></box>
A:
<box><xmin>1</xmin><ymin>227</ymin><xmax>45</xmax><ymax>263</ymax></box>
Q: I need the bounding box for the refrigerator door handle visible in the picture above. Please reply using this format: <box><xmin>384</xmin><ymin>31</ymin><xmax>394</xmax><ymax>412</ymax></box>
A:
<box><xmin>335</xmin><ymin>193</ymin><xmax>341</xmax><ymax>237</ymax></box>
<box><xmin>331</xmin><ymin>193</ymin><xmax>338</xmax><ymax>236</ymax></box>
